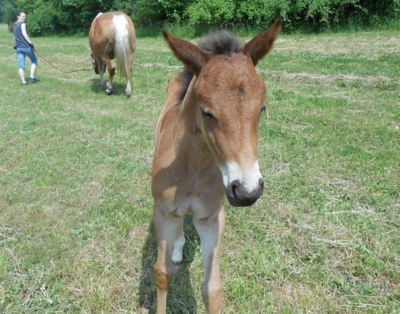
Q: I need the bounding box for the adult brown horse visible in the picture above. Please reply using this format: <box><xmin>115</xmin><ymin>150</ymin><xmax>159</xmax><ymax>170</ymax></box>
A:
<box><xmin>152</xmin><ymin>20</ymin><xmax>282</xmax><ymax>313</ymax></box>
<box><xmin>89</xmin><ymin>12</ymin><xmax>136</xmax><ymax>98</ymax></box>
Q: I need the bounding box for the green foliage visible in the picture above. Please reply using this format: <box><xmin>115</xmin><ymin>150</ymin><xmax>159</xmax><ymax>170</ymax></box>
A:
<box><xmin>2</xmin><ymin>0</ymin><xmax>137</xmax><ymax>35</ymax></box>
<box><xmin>52</xmin><ymin>0</ymin><xmax>110</xmax><ymax>35</ymax></box>
<box><xmin>185</xmin><ymin>0</ymin><xmax>397</xmax><ymax>30</ymax></box>
<box><xmin>25</xmin><ymin>2</ymin><xmax>56</xmax><ymax>35</ymax></box>
<box><xmin>134</xmin><ymin>0</ymin><xmax>193</xmax><ymax>25</ymax></box>
<box><xmin>360</xmin><ymin>0</ymin><xmax>400</xmax><ymax>16</ymax></box>
<box><xmin>186</xmin><ymin>0</ymin><xmax>236</xmax><ymax>26</ymax></box>
<box><xmin>1</xmin><ymin>0</ymin><xmax>399</xmax><ymax>35</ymax></box>
<box><xmin>0</xmin><ymin>0</ymin><xmax>16</xmax><ymax>27</ymax></box>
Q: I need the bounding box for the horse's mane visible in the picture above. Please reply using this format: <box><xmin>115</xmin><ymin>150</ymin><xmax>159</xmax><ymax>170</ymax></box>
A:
<box><xmin>178</xmin><ymin>30</ymin><xmax>242</xmax><ymax>101</ymax></box>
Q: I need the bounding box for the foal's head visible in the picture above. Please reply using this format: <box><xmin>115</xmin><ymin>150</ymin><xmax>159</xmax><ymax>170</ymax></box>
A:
<box><xmin>164</xmin><ymin>21</ymin><xmax>281</xmax><ymax>207</ymax></box>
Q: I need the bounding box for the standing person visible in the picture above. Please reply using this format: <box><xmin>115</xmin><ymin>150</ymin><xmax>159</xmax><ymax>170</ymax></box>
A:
<box><xmin>11</xmin><ymin>12</ymin><xmax>40</xmax><ymax>85</ymax></box>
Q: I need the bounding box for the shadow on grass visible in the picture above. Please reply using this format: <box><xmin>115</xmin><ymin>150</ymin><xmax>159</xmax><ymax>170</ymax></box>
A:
<box><xmin>139</xmin><ymin>216</ymin><xmax>200</xmax><ymax>313</ymax></box>
<box><xmin>88</xmin><ymin>77</ymin><xmax>129</xmax><ymax>97</ymax></box>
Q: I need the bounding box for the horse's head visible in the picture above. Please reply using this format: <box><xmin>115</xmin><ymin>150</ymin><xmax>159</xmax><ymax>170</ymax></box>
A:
<box><xmin>163</xmin><ymin>20</ymin><xmax>282</xmax><ymax>207</ymax></box>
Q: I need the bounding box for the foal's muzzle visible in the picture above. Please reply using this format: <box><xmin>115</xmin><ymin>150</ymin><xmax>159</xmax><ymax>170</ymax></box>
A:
<box><xmin>226</xmin><ymin>178</ymin><xmax>264</xmax><ymax>207</ymax></box>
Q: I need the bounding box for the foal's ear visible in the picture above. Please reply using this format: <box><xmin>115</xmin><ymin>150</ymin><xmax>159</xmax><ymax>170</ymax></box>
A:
<box><xmin>163</xmin><ymin>30</ymin><xmax>210</xmax><ymax>76</ymax></box>
<box><xmin>242</xmin><ymin>19</ymin><xmax>282</xmax><ymax>66</ymax></box>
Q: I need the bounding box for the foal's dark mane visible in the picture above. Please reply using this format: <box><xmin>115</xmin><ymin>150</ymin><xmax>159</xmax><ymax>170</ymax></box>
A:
<box><xmin>178</xmin><ymin>30</ymin><xmax>242</xmax><ymax>101</ymax></box>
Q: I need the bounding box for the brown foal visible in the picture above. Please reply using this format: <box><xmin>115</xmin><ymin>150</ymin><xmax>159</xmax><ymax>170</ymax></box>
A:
<box><xmin>152</xmin><ymin>20</ymin><xmax>282</xmax><ymax>313</ymax></box>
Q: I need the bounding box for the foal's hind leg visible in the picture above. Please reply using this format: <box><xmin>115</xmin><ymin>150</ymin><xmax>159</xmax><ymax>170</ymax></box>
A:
<box><xmin>193</xmin><ymin>206</ymin><xmax>226</xmax><ymax>314</ymax></box>
<box><xmin>154</xmin><ymin>205</ymin><xmax>185</xmax><ymax>314</ymax></box>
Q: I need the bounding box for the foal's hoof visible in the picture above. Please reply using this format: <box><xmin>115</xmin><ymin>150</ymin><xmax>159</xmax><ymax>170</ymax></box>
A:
<box><xmin>106</xmin><ymin>89</ymin><xmax>114</xmax><ymax>95</ymax></box>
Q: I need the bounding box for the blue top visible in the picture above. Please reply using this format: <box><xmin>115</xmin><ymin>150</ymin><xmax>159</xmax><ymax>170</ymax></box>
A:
<box><xmin>13</xmin><ymin>22</ymin><xmax>30</xmax><ymax>48</ymax></box>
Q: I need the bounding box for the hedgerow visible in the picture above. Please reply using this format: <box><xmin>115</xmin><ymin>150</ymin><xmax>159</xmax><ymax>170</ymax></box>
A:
<box><xmin>1</xmin><ymin>0</ymin><xmax>399</xmax><ymax>35</ymax></box>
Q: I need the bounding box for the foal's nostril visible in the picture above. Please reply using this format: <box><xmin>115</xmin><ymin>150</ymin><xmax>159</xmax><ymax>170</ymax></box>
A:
<box><xmin>231</xmin><ymin>181</ymin><xmax>239</xmax><ymax>198</ymax></box>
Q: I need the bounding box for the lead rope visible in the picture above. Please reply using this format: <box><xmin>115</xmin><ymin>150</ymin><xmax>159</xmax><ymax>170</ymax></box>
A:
<box><xmin>33</xmin><ymin>48</ymin><xmax>93</xmax><ymax>74</ymax></box>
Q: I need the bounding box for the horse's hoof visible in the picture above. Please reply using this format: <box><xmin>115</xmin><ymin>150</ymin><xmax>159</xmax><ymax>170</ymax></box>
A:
<box><xmin>106</xmin><ymin>89</ymin><xmax>114</xmax><ymax>95</ymax></box>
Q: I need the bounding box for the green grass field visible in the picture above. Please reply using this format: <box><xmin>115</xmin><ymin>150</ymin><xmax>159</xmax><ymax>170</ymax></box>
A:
<box><xmin>0</xmin><ymin>23</ymin><xmax>399</xmax><ymax>313</ymax></box>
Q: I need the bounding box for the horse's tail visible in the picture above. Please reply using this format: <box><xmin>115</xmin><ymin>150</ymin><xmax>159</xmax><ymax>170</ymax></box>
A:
<box><xmin>113</xmin><ymin>14</ymin><xmax>134</xmax><ymax>77</ymax></box>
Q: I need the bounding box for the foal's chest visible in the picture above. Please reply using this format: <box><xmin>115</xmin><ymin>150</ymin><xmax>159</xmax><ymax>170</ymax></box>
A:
<box><xmin>161</xmin><ymin>191</ymin><xmax>224</xmax><ymax>220</ymax></box>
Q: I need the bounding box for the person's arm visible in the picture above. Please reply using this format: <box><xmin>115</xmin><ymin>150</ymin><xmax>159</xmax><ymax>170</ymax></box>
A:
<box><xmin>21</xmin><ymin>23</ymin><xmax>33</xmax><ymax>46</ymax></box>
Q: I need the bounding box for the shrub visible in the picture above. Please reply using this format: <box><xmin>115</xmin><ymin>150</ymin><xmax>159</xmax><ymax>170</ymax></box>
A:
<box><xmin>186</xmin><ymin>0</ymin><xmax>368</xmax><ymax>29</ymax></box>
<box><xmin>2</xmin><ymin>0</ymin><xmax>399</xmax><ymax>35</ymax></box>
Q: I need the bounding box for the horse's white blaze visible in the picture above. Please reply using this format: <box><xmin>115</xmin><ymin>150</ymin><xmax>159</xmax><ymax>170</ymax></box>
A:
<box><xmin>219</xmin><ymin>161</ymin><xmax>262</xmax><ymax>192</ymax></box>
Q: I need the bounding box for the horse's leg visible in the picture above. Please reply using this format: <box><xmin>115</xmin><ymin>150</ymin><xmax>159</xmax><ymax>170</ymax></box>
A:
<box><xmin>96</xmin><ymin>58</ymin><xmax>106</xmax><ymax>90</ymax></box>
<box><xmin>125</xmin><ymin>53</ymin><xmax>134</xmax><ymax>98</ymax></box>
<box><xmin>193</xmin><ymin>206</ymin><xmax>226</xmax><ymax>314</ymax></box>
<box><xmin>102</xmin><ymin>57</ymin><xmax>115</xmax><ymax>95</ymax></box>
<box><xmin>125</xmin><ymin>66</ymin><xmax>132</xmax><ymax>98</ymax></box>
<box><xmin>154</xmin><ymin>204</ymin><xmax>185</xmax><ymax>314</ymax></box>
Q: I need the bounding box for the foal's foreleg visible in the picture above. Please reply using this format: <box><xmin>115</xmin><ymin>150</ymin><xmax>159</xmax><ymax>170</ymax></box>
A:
<box><xmin>154</xmin><ymin>205</ymin><xmax>185</xmax><ymax>314</ymax></box>
<box><xmin>193</xmin><ymin>207</ymin><xmax>226</xmax><ymax>314</ymax></box>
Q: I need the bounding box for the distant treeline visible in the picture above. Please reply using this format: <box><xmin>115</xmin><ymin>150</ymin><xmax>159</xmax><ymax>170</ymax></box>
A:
<box><xmin>1</xmin><ymin>0</ymin><xmax>399</xmax><ymax>36</ymax></box>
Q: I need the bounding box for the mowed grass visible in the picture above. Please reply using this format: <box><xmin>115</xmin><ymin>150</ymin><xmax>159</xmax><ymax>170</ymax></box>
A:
<box><xmin>0</xmin><ymin>23</ymin><xmax>399</xmax><ymax>313</ymax></box>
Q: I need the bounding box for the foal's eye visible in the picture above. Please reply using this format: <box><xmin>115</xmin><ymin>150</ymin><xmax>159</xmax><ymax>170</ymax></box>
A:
<box><xmin>260</xmin><ymin>105</ymin><xmax>266</xmax><ymax>115</ymax></box>
<box><xmin>258</xmin><ymin>105</ymin><xmax>266</xmax><ymax>121</ymax></box>
<box><xmin>201</xmin><ymin>110</ymin><xmax>214</xmax><ymax>120</ymax></box>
